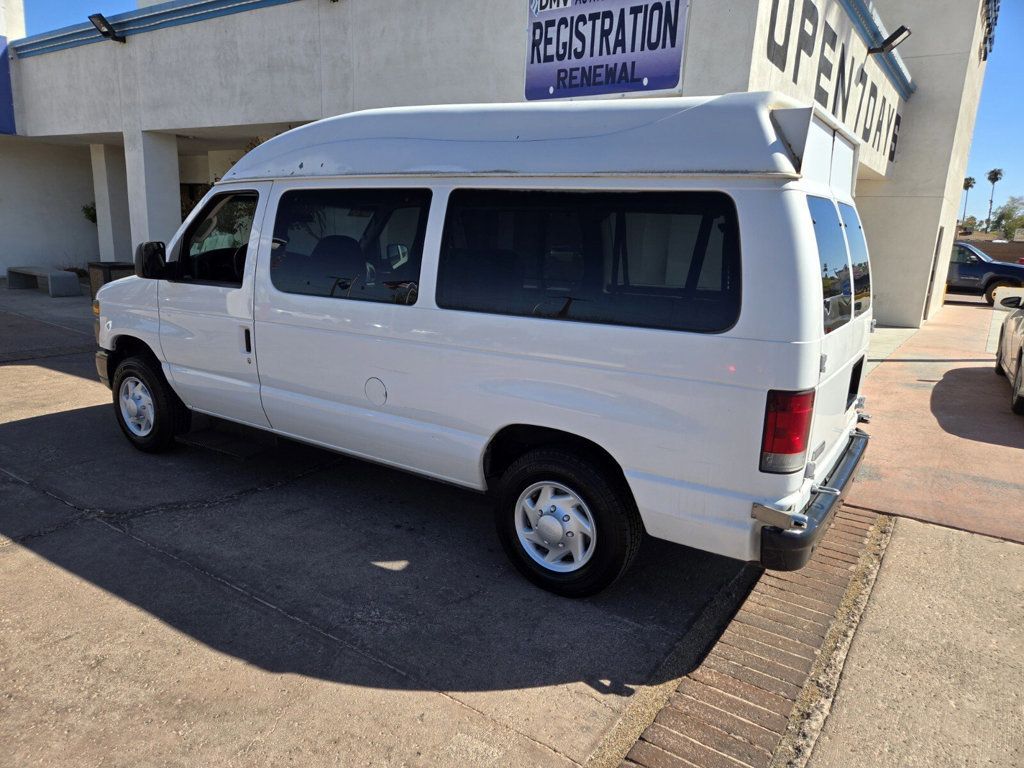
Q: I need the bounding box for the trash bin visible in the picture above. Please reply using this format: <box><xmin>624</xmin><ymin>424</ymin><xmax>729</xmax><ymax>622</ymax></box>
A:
<box><xmin>87</xmin><ymin>262</ymin><xmax>135</xmax><ymax>300</ymax></box>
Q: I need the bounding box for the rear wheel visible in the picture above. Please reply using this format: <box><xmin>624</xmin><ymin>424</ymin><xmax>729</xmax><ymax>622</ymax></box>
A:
<box><xmin>985</xmin><ymin>281</ymin><xmax>1015</xmax><ymax>306</ymax></box>
<box><xmin>494</xmin><ymin>449</ymin><xmax>642</xmax><ymax>597</ymax></box>
<box><xmin>112</xmin><ymin>356</ymin><xmax>191</xmax><ymax>452</ymax></box>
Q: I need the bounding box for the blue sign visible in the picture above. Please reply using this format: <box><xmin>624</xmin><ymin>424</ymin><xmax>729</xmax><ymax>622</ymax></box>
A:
<box><xmin>0</xmin><ymin>35</ymin><xmax>14</xmax><ymax>135</ymax></box>
<box><xmin>525</xmin><ymin>0</ymin><xmax>688</xmax><ymax>101</ymax></box>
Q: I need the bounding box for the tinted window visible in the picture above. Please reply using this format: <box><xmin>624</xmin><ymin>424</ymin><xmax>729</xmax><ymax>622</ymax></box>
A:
<box><xmin>951</xmin><ymin>245</ymin><xmax>974</xmax><ymax>264</ymax></box>
<box><xmin>270</xmin><ymin>189</ymin><xmax>431</xmax><ymax>305</ymax></box>
<box><xmin>436</xmin><ymin>190</ymin><xmax>741</xmax><ymax>333</ymax></box>
<box><xmin>807</xmin><ymin>196</ymin><xmax>852</xmax><ymax>334</ymax></box>
<box><xmin>179</xmin><ymin>192</ymin><xmax>258</xmax><ymax>286</ymax></box>
<box><xmin>839</xmin><ymin>203</ymin><xmax>871</xmax><ymax>316</ymax></box>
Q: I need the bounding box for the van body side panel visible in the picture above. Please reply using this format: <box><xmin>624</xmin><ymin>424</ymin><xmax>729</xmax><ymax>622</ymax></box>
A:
<box><xmin>245</xmin><ymin>177</ymin><xmax>852</xmax><ymax>565</ymax></box>
<box><xmin>96</xmin><ymin>277</ymin><xmax>163</xmax><ymax>360</ymax></box>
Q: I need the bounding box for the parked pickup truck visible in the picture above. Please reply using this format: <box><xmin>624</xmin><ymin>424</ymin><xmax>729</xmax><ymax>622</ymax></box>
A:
<box><xmin>947</xmin><ymin>241</ymin><xmax>1024</xmax><ymax>305</ymax></box>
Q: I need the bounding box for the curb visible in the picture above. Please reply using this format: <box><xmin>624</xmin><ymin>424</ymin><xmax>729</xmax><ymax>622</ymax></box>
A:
<box><xmin>599</xmin><ymin>507</ymin><xmax>893</xmax><ymax>768</ymax></box>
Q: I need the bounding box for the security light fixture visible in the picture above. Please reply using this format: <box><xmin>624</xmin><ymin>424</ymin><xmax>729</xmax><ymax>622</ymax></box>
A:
<box><xmin>868</xmin><ymin>25</ymin><xmax>911</xmax><ymax>55</ymax></box>
<box><xmin>89</xmin><ymin>13</ymin><xmax>126</xmax><ymax>43</ymax></box>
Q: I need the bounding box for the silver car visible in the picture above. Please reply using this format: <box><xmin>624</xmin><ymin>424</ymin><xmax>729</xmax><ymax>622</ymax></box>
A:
<box><xmin>996</xmin><ymin>294</ymin><xmax>1024</xmax><ymax>415</ymax></box>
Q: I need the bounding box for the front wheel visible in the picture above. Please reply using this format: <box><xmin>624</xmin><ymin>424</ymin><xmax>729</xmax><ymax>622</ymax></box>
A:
<box><xmin>112</xmin><ymin>356</ymin><xmax>191</xmax><ymax>452</ymax></box>
<box><xmin>494</xmin><ymin>449</ymin><xmax>642</xmax><ymax>597</ymax></box>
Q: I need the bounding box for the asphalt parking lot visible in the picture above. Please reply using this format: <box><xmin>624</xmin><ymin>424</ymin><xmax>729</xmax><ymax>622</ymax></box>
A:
<box><xmin>0</xmin><ymin>291</ymin><xmax>753</xmax><ymax>767</ymax></box>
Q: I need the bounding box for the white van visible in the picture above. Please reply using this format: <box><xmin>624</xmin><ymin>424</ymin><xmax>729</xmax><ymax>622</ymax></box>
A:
<box><xmin>95</xmin><ymin>92</ymin><xmax>871</xmax><ymax>596</ymax></box>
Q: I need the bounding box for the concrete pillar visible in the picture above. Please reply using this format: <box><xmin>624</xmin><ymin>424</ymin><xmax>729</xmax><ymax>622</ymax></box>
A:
<box><xmin>123</xmin><ymin>129</ymin><xmax>181</xmax><ymax>247</ymax></box>
<box><xmin>90</xmin><ymin>144</ymin><xmax>132</xmax><ymax>262</ymax></box>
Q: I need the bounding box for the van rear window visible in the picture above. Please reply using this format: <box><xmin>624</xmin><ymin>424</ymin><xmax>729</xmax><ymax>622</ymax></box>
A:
<box><xmin>807</xmin><ymin>196</ymin><xmax>853</xmax><ymax>334</ymax></box>
<box><xmin>839</xmin><ymin>203</ymin><xmax>871</xmax><ymax>316</ymax></box>
<box><xmin>435</xmin><ymin>190</ymin><xmax>741</xmax><ymax>333</ymax></box>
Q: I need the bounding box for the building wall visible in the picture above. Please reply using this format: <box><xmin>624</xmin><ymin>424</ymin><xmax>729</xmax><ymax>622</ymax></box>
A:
<box><xmin>745</xmin><ymin>0</ymin><xmax>908</xmax><ymax>177</ymax></box>
<box><xmin>2</xmin><ymin>0</ymin><xmax>991</xmax><ymax>327</ymax></box>
<box><xmin>1</xmin><ymin>0</ymin><xmax>25</xmax><ymax>41</ymax></box>
<box><xmin>858</xmin><ymin>0</ymin><xmax>988</xmax><ymax>326</ymax></box>
<box><xmin>0</xmin><ymin>136</ymin><xmax>98</xmax><ymax>273</ymax></box>
<box><xmin>11</xmin><ymin>0</ymin><xmax>527</xmax><ymax>138</ymax></box>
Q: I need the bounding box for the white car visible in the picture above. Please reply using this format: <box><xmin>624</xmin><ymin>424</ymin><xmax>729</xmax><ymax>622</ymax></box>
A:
<box><xmin>995</xmin><ymin>292</ymin><xmax>1024</xmax><ymax>414</ymax></box>
<box><xmin>95</xmin><ymin>93</ymin><xmax>871</xmax><ymax>596</ymax></box>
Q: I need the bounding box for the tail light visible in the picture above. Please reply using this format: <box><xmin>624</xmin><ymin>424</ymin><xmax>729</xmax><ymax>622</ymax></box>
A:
<box><xmin>760</xmin><ymin>389</ymin><xmax>815</xmax><ymax>474</ymax></box>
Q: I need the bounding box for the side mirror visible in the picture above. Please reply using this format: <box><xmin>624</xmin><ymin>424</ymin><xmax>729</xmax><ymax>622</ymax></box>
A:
<box><xmin>134</xmin><ymin>241</ymin><xmax>167</xmax><ymax>279</ymax></box>
<box><xmin>1000</xmin><ymin>295</ymin><xmax>1023</xmax><ymax>309</ymax></box>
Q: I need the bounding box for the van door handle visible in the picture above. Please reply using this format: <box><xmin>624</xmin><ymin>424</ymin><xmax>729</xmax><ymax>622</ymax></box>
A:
<box><xmin>243</xmin><ymin>328</ymin><xmax>252</xmax><ymax>353</ymax></box>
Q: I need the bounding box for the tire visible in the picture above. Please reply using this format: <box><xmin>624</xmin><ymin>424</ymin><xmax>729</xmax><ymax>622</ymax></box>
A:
<box><xmin>111</xmin><ymin>355</ymin><xmax>191</xmax><ymax>452</ymax></box>
<box><xmin>995</xmin><ymin>330</ymin><xmax>1005</xmax><ymax>376</ymax></box>
<box><xmin>985</xmin><ymin>281</ymin><xmax>1015</xmax><ymax>306</ymax></box>
<box><xmin>494</xmin><ymin>448</ymin><xmax>643</xmax><ymax>597</ymax></box>
<box><xmin>1012</xmin><ymin>358</ymin><xmax>1024</xmax><ymax>416</ymax></box>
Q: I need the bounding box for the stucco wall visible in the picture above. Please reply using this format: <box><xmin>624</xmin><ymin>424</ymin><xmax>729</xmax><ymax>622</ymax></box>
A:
<box><xmin>0</xmin><ymin>0</ymin><xmax>25</xmax><ymax>41</ymax></box>
<box><xmin>0</xmin><ymin>136</ymin><xmax>98</xmax><ymax>273</ymax></box>
<box><xmin>859</xmin><ymin>0</ymin><xmax>987</xmax><ymax>326</ymax></box>
<box><xmin>11</xmin><ymin>0</ymin><xmax>528</xmax><ymax>138</ymax></box>
<box><xmin>745</xmin><ymin>0</ymin><xmax>907</xmax><ymax>177</ymax></box>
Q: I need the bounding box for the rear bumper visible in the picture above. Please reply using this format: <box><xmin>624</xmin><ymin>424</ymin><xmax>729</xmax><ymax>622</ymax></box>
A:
<box><xmin>96</xmin><ymin>349</ymin><xmax>111</xmax><ymax>390</ymax></box>
<box><xmin>759</xmin><ymin>429</ymin><xmax>870</xmax><ymax>571</ymax></box>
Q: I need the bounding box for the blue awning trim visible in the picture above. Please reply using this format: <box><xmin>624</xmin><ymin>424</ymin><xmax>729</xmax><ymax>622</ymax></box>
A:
<box><xmin>11</xmin><ymin>0</ymin><xmax>303</xmax><ymax>59</ymax></box>
<box><xmin>835</xmin><ymin>0</ymin><xmax>916</xmax><ymax>101</ymax></box>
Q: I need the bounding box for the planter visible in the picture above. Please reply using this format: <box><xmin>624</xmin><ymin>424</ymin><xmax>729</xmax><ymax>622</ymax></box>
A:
<box><xmin>88</xmin><ymin>261</ymin><xmax>134</xmax><ymax>300</ymax></box>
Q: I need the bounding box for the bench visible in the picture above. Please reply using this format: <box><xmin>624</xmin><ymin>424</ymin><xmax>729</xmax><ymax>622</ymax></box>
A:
<box><xmin>6</xmin><ymin>266</ymin><xmax>82</xmax><ymax>297</ymax></box>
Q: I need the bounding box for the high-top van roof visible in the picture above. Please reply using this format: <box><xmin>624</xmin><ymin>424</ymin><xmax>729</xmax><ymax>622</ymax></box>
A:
<box><xmin>224</xmin><ymin>91</ymin><xmax>830</xmax><ymax>183</ymax></box>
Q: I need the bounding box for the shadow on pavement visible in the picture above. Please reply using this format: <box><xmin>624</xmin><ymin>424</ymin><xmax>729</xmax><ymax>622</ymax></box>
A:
<box><xmin>942</xmin><ymin>297</ymin><xmax>992</xmax><ymax>308</ymax></box>
<box><xmin>930</xmin><ymin>366</ymin><xmax>1024</xmax><ymax>450</ymax></box>
<box><xmin>0</xmin><ymin>402</ymin><xmax>753</xmax><ymax>696</ymax></box>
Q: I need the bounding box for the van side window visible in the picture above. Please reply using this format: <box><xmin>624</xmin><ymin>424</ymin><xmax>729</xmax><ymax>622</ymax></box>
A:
<box><xmin>436</xmin><ymin>190</ymin><xmax>741</xmax><ymax>333</ymax></box>
<box><xmin>270</xmin><ymin>189</ymin><xmax>432</xmax><ymax>305</ymax></box>
<box><xmin>839</xmin><ymin>203</ymin><xmax>871</xmax><ymax>316</ymax></box>
<box><xmin>807</xmin><ymin>196</ymin><xmax>852</xmax><ymax>334</ymax></box>
<box><xmin>178</xmin><ymin>192</ymin><xmax>259</xmax><ymax>287</ymax></box>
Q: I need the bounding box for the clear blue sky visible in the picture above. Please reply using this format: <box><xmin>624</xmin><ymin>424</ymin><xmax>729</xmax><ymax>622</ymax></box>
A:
<box><xmin>21</xmin><ymin>0</ymin><xmax>1023</xmax><ymax>219</ymax></box>
<box><xmin>24</xmin><ymin>1</ymin><xmax>135</xmax><ymax>34</ymax></box>
<box><xmin>962</xmin><ymin>1</ymin><xmax>1023</xmax><ymax>222</ymax></box>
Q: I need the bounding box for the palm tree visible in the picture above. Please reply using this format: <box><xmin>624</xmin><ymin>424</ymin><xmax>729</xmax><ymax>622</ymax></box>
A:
<box><xmin>986</xmin><ymin>168</ymin><xmax>1003</xmax><ymax>231</ymax></box>
<box><xmin>962</xmin><ymin>177</ymin><xmax>975</xmax><ymax>223</ymax></box>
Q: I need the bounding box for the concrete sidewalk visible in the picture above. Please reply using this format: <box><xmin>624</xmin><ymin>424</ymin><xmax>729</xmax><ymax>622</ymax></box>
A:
<box><xmin>805</xmin><ymin>300</ymin><xmax>1024</xmax><ymax>768</ymax></box>
<box><xmin>851</xmin><ymin>298</ymin><xmax>1024</xmax><ymax>543</ymax></box>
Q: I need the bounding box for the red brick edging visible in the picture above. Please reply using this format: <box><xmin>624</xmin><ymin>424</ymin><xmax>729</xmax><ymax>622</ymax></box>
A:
<box><xmin>622</xmin><ymin>507</ymin><xmax>879</xmax><ymax>768</ymax></box>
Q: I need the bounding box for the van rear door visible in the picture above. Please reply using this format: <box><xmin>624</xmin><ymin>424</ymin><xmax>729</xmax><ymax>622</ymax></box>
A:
<box><xmin>802</xmin><ymin>120</ymin><xmax>865</xmax><ymax>475</ymax></box>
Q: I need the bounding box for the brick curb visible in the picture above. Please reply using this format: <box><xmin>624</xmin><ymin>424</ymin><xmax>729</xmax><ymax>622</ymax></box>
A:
<box><xmin>609</xmin><ymin>508</ymin><xmax>892</xmax><ymax>768</ymax></box>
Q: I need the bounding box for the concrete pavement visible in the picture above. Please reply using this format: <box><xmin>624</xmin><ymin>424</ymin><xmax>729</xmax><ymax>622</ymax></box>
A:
<box><xmin>850</xmin><ymin>298</ymin><xmax>1024</xmax><ymax>543</ymax></box>
<box><xmin>808</xmin><ymin>519</ymin><xmax>1023</xmax><ymax>768</ymax></box>
<box><xmin>0</xmin><ymin>290</ymin><xmax>749</xmax><ymax>767</ymax></box>
<box><xmin>803</xmin><ymin>298</ymin><xmax>1024</xmax><ymax>768</ymax></box>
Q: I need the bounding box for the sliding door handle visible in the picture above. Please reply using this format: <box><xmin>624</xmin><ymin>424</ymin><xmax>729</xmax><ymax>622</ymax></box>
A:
<box><xmin>243</xmin><ymin>328</ymin><xmax>252</xmax><ymax>353</ymax></box>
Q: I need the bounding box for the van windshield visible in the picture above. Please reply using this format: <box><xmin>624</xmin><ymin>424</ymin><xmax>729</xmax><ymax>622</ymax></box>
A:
<box><xmin>807</xmin><ymin>196</ymin><xmax>852</xmax><ymax>334</ymax></box>
<box><xmin>839</xmin><ymin>203</ymin><xmax>871</xmax><ymax>316</ymax></box>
